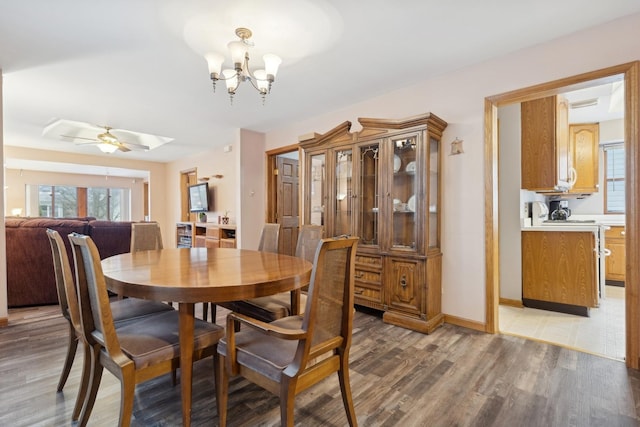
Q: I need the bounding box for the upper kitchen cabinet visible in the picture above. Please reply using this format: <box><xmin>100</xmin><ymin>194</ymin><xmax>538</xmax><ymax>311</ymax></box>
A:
<box><xmin>521</xmin><ymin>95</ymin><xmax>600</xmax><ymax>195</ymax></box>
<box><xmin>299</xmin><ymin>113</ymin><xmax>447</xmax><ymax>334</ymax></box>
<box><xmin>521</xmin><ymin>95</ymin><xmax>570</xmax><ymax>192</ymax></box>
<box><xmin>569</xmin><ymin>123</ymin><xmax>599</xmax><ymax>193</ymax></box>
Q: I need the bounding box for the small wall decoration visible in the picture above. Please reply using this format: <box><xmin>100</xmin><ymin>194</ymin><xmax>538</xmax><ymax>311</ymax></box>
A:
<box><xmin>450</xmin><ymin>137</ymin><xmax>464</xmax><ymax>155</ymax></box>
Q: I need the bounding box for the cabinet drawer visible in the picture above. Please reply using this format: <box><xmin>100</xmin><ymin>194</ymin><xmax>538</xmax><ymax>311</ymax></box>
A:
<box><xmin>220</xmin><ymin>239</ymin><xmax>236</xmax><ymax>248</ymax></box>
<box><xmin>204</xmin><ymin>238</ymin><xmax>219</xmax><ymax>248</ymax></box>
<box><xmin>605</xmin><ymin>226</ymin><xmax>625</xmax><ymax>239</ymax></box>
<box><xmin>193</xmin><ymin>235</ymin><xmax>206</xmax><ymax>247</ymax></box>
<box><xmin>206</xmin><ymin>227</ymin><xmax>221</xmax><ymax>238</ymax></box>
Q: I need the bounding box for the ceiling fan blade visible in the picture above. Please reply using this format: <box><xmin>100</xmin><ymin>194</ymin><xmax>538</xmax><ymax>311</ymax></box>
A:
<box><xmin>116</xmin><ymin>144</ymin><xmax>131</xmax><ymax>153</ymax></box>
<box><xmin>121</xmin><ymin>141</ymin><xmax>150</xmax><ymax>151</ymax></box>
<box><xmin>60</xmin><ymin>134</ymin><xmax>99</xmax><ymax>142</ymax></box>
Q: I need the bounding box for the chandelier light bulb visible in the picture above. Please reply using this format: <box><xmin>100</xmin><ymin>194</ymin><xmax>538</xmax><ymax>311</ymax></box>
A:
<box><xmin>263</xmin><ymin>54</ymin><xmax>282</xmax><ymax>79</ymax></box>
<box><xmin>205</xmin><ymin>52</ymin><xmax>224</xmax><ymax>77</ymax></box>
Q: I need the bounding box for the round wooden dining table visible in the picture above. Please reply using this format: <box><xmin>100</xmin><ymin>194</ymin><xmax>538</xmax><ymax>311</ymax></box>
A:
<box><xmin>102</xmin><ymin>247</ymin><xmax>313</xmax><ymax>427</ymax></box>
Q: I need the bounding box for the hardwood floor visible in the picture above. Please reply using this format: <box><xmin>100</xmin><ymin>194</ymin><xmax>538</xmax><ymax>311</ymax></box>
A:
<box><xmin>2</xmin><ymin>305</ymin><xmax>640</xmax><ymax>426</ymax></box>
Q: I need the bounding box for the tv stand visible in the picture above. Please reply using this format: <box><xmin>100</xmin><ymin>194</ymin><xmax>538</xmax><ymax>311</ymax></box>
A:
<box><xmin>176</xmin><ymin>222</ymin><xmax>237</xmax><ymax>248</ymax></box>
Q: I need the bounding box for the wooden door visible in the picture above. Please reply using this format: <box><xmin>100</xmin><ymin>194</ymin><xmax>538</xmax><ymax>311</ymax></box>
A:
<box><xmin>179</xmin><ymin>169</ymin><xmax>198</xmax><ymax>222</ymax></box>
<box><xmin>276</xmin><ymin>155</ymin><xmax>299</xmax><ymax>255</ymax></box>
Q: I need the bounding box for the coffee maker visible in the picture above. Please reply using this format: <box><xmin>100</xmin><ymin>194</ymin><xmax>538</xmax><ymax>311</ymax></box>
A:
<box><xmin>549</xmin><ymin>200</ymin><xmax>571</xmax><ymax>220</ymax></box>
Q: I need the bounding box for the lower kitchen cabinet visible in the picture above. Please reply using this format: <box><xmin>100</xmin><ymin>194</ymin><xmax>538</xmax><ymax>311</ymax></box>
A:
<box><xmin>606</xmin><ymin>226</ymin><xmax>626</xmax><ymax>284</ymax></box>
<box><xmin>522</xmin><ymin>230</ymin><xmax>598</xmax><ymax>316</ymax></box>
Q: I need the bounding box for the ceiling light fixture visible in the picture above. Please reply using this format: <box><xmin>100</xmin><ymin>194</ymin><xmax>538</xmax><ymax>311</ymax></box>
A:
<box><xmin>97</xmin><ymin>143</ymin><xmax>118</xmax><ymax>154</ymax></box>
<box><xmin>204</xmin><ymin>27</ymin><xmax>282</xmax><ymax>104</ymax></box>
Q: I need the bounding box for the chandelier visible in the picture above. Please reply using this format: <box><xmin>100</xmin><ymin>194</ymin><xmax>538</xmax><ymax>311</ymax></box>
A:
<box><xmin>204</xmin><ymin>27</ymin><xmax>282</xmax><ymax>103</ymax></box>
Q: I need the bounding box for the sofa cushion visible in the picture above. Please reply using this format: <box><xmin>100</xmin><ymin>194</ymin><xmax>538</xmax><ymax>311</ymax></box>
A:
<box><xmin>87</xmin><ymin>220</ymin><xmax>134</xmax><ymax>260</ymax></box>
<box><xmin>6</xmin><ymin>218</ymin><xmax>89</xmax><ymax>307</ymax></box>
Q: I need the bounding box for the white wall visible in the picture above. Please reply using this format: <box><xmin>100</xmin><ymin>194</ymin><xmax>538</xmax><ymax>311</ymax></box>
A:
<box><xmin>263</xmin><ymin>12</ymin><xmax>640</xmax><ymax>323</ymax></box>
<box><xmin>164</xmin><ymin>132</ymin><xmax>240</xmax><ymax>248</ymax></box>
<box><xmin>0</xmin><ymin>71</ymin><xmax>6</xmax><ymax>322</ymax></box>
<box><xmin>238</xmin><ymin>129</ymin><xmax>266</xmax><ymax>250</ymax></box>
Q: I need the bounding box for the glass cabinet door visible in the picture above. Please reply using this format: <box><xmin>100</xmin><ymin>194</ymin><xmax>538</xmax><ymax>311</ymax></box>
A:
<box><xmin>334</xmin><ymin>148</ymin><xmax>353</xmax><ymax>237</ymax></box>
<box><xmin>428</xmin><ymin>137</ymin><xmax>440</xmax><ymax>250</ymax></box>
<box><xmin>358</xmin><ymin>142</ymin><xmax>380</xmax><ymax>246</ymax></box>
<box><xmin>390</xmin><ymin>135</ymin><xmax>418</xmax><ymax>250</ymax></box>
<box><xmin>309</xmin><ymin>153</ymin><xmax>326</xmax><ymax>227</ymax></box>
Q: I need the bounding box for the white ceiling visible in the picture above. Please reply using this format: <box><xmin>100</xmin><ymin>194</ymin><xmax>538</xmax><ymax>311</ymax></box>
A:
<box><xmin>1</xmin><ymin>1</ymin><xmax>639</xmax><ymax>173</ymax></box>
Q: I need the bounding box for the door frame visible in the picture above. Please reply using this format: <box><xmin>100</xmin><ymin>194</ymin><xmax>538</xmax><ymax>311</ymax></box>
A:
<box><xmin>484</xmin><ymin>61</ymin><xmax>640</xmax><ymax>368</ymax></box>
<box><xmin>265</xmin><ymin>143</ymin><xmax>300</xmax><ymax>224</ymax></box>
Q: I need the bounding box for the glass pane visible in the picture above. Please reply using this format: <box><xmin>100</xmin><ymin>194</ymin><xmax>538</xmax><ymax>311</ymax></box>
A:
<box><xmin>334</xmin><ymin>149</ymin><xmax>353</xmax><ymax>237</ymax></box>
<box><xmin>359</xmin><ymin>143</ymin><xmax>380</xmax><ymax>245</ymax></box>
<box><xmin>88</xmin><ymin>188</ymin><xmax>109</xmax><ymax>220</ymax></box>
<box><xmin>607</xmin><ymin>180</ymin><xmax>625</xmax><ymax>213</ymax></box>
<box><xmin>428</xmin><ymin>137</ymin><xmax>440</xmax><ymax>249</ymax></box>
<box><xmin>109</xmin><ymin>188</ymin><xmax>125</xmax><ymax>221</ymax></box>
<box><xmin>38</xmin><ymin>185</ymin><xmax>53</xmax><ymax>217</ymax></box>
<box><xmin>309</xmin><ymin>153</ymin><xmax>326</xmax><ymax>226</ymax></box>
<box><xmin>52</xmin><ymin>186</ymin><xmax>78</xmax><ymax>218</ymax></box>
<box><xmin>391</xmin><ymin>136</ymin><xmax>417</xmax><ymax>249</ymax></box>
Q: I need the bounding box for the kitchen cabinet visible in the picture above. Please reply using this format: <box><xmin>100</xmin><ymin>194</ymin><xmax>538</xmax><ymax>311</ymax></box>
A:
<box><xmin>300</xmin><ymin>113</ymin><xmax>447</xmax><ymax>333</ymax></box>
<box><xmin>521</xmin><ymin>95</ymin><xmax>570</xmax><ymax>191</ymax></box>
<box><xmin>605</xmin><ymin>226</ymin><xmax>626</xmax><ymax>284</ymax></box>
<box><xmin>522</xmin><ymin>230</ymin><xmax>598</xmax><ymax>316</ymax></box>
<box><xmin>569</xmin><ymin>123</ymin><xmax>599</xmax><ymax>193</ymax></box>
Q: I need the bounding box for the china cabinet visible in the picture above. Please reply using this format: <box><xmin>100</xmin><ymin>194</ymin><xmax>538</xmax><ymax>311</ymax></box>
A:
<box><xmin>299</xmin><ymin>113</ymin><xmax>447</xmax><ymax>333</ymax></box>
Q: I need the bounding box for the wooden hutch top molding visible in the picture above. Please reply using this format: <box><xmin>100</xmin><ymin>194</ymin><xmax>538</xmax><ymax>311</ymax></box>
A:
<box><xmin>299</xmin><ymin>113</ymin><xmax>447</xmax><ymax>149</ymax></box>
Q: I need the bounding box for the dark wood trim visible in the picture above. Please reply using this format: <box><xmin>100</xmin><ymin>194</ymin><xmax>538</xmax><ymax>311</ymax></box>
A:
<box><xmin>523</xmin><ymin>298</ymin><xmax>590</xmax><ymax>317</ymax></box>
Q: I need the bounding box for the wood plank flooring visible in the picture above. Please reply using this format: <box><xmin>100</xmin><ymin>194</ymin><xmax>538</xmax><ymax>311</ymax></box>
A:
<box><xmin>1</xmin><ymin>305</ymin><xmax>640</xmax><ymax>426</ymax></box>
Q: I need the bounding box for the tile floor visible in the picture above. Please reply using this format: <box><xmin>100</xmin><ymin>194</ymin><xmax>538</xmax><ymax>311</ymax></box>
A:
<box><xmin>499</xmin><ymin>285</ymin><xmax>625</xmax><ymax>361</ymax></box>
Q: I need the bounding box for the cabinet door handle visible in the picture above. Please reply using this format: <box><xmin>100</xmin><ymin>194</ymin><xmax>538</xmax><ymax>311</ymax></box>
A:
<box><xmin>355</xmin><ymin>288</ymin><xmax>364</xmax><ymax>295</ymax></box>
<box><xmin>400</xmin><ymin>275</ymin><xmax>407</xmax><ymax>288</ymax></box>
<box><xmin>621</xmin><ymin>231</ymin><xmax>626</xmax><ymax>236</ymax></box>
<box><xmin>355</xmin><ymin>272</ymin><xmax>364</xmax><ymax>279</ymax></box>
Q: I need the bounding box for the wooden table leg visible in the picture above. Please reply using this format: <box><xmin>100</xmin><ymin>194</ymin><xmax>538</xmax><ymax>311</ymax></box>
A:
<box><xmin>179</xmin><ymin>302</ymin><xmax>195</xmax><ymax>427</ymax></box>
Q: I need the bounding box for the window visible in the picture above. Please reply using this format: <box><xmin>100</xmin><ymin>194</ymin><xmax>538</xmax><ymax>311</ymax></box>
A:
<box><xmin>35</xmin><ymin>185</ymin><xmax>130</xmax><ymax>220</ymax></box>
<box><xmin>604</xmin><ymin>143</ymin><xmax>625</xmax><ymax>213</ymax></box>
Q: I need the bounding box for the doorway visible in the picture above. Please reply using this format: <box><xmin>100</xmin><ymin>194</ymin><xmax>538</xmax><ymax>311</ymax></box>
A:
<box><xmin>266</xmin><ymin>144</ymin><xmax>300</xmax><ymax>255</ymax></box>
<box><xmin>484</xmin><ymin>62</ymin><xmax>640</xmax><ymax>369</ymax></box>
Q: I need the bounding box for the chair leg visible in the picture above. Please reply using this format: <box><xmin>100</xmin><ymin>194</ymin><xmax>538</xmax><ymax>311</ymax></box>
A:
<box><xmin>338</xmin><ymin>354</ymin><xmax>358</xmax><ymax>427</ymax></box>
<box><xmin>119</xmin><ymin>368</ymin><xmax>136</xmax><ymax>427</ymax></box>
<box><xmin>216</xmin><ymin>353</ymin><xmax>229</xmax><ymax>427</ymax></box>
<box><xmin>78</xmin><ymin>345</ymin><xmax>103</xmax><ymax>427</ymax></box>
<box><xmin>72</xmin><ymin>342</ymin><xmax>92</xmax><ymax>421</ymax></box>
<box><xmin>202</xmin><ymin>302</ymin><xmax>209</xmax><ymax>322</ymax></box>
<box><xmin>211</xmin><ymin>304</ymin><xmax>218</xmax><ymax>324</ymax></box>
<box><xmin>280</xmin><ymin>379</ymin><xmax>296</xmax><ymax>427</ymax></box>
<box><xmin>57</xmin><ymin>322</ymin><xmax>78</xmax><ymax>392</ymax></box>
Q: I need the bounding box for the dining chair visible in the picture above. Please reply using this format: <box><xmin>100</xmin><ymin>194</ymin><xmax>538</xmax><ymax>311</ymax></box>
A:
<box><xmin>68</xmin><ymin>233</ymin><xmax>224</xmax><ymax>427</ymax></box>
<box><xmin>46</xmin><ymin>229</ymin><xmax>175</xmax><ymax>423</ymax></box>
<box><xmin>258</xmin><ymin>222</ymin><xmax>281</xmax><ymax>253</ymax></box>
<box><xmin>208</xmin><ymin>223</ymin><xmax>283</xmax><ymax>323</ymax></box>
<box><xmin>216</xmin><ymin>236</ymin><xmax>359</xmax><ymax>427</ymax></box>
<box><xmin>130</xmin><ymin>221</ymin><xmax>163</xmax><ymax>252</ymax></box>
<box><xmin>222</xmin><ymin>225</ymin><xmax>323</xmax><ymax>323</ymax></box>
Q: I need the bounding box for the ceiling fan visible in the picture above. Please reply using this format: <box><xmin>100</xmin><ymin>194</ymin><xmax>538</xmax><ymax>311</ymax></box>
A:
<box><xmin>61</xmin><ymin>125</ymin><xmax>150</xmax><ymax>153</ymax></box>
<box><xmin>42</xmin><ymin>119</ymin><xmax>173</xmax><ymax>154</ymax></box>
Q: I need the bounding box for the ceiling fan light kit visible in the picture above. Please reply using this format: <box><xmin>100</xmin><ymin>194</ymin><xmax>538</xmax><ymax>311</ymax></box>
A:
<box><xmin>205</xmin><ymin>27</ymin><xmax>282</xmax><ymax>104</ymax></box>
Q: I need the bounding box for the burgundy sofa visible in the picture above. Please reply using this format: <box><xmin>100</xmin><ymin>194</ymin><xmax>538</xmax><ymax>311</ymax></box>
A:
<box><xmin>5</xmin><ymin>217</ymin><xmax>135</xmax><ymax>307</ymax></box>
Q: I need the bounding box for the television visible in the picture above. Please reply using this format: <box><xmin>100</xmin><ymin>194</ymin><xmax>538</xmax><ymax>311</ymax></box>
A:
<box><xmin>188</xmin><ymin>182</ymin><xmax>210</xmax><ymax>213</ymax></box>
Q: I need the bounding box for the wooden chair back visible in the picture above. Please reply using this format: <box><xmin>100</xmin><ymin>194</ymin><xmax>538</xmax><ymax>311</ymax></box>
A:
<box><xmin>294</xmin><ymin>225</ymin><xmax>324</xmax><ymax>263</ymax></box>
<box><xmin>69</xmin><ymin>233</ymin><xmax>124</xmax><ymax>358</ymax></box>
<box><xmin>47</xmin><ymin>229</ymin><xmax>79</xmax><ymax>327</ymax></box>
<box><xmin>300</xmin><ymin>236</ymin><xmax>358</xmax><ymax>363</ymax></box>
<box><xmin>218</xmin><ymin>236</ymin><xmax>359</xmax><ymax>426</ymax></box>
<box><xmin>130</xmin><ymin>222</ymin><xmax>163</xmax><ymax>252</ymax></box>
<box><xmin>257</xmin><ymin>223</ymin><xmax>280</xmax><ymax>253</ymax></box>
